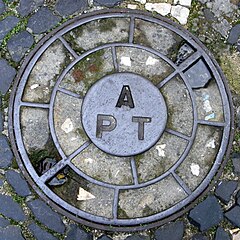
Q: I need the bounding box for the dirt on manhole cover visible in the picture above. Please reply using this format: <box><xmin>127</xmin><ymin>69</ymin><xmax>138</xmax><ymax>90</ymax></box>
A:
<box><xmin>9</xmin><ymin>9</ymin><xmax>234</xmax><ymax>231</ymax></box>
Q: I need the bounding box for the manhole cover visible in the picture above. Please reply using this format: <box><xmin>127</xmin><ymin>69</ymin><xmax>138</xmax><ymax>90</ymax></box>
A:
<box><xmin>9</xmin><ymin>9</ymin><xmax>233</xmax><ymax>231</ymax></box>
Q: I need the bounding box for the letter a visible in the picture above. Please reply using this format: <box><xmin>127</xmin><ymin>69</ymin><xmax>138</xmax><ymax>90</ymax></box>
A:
<box><xmin>116</xmin><ymin>85</ymin><xmax>134</xmax><ymax>108</ymax></box>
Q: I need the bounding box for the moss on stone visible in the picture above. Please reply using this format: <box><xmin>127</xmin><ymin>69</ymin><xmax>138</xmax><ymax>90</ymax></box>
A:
<box><xmin>28</xmin><ymin>136</ymin><xmax>61</xmax><ymax>168</ymax></box>
<box><xmin>118</xmin><ymin>207</ymin><xmax>129</xmax><ymax>219</ymax></box>
<box><xmin>99</xmin><ymin>18</ymin><xmax>117</xmax><ymax>32</ymax></box>
<box><xmin>219</xmin><ymin>52</ymin><xmax>240</xmax><ymax>95</ymax></box>
<box><xmin>75</xmin><ymin>127</ymin><xmax>87</xmax><ymax>139</ymax></box>
<box><xmin>134</xmin><ymin>154</ymin><xmax>144</xmax><ymax>168</ymax></box>
<box><xmin>142</xmin><ymin>205</ymin><xmax>155</xmax><ymax>217</ymax></box>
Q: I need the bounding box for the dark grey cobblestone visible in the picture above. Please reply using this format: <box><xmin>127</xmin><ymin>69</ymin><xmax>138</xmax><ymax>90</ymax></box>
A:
<box><xmin>192</xmin><ymin>234</ymin><xmax>209</xmax><ymax>240</ymax></box>
<box><xmin>189</xmin><ymin>196</ymin><xmax>223</xmax><ymax>231</ymax></box>
<box><xmin>0</xmin><ymin>16</ymin><xmax>19</xmax><ymax>44</ymax></box>
<box><xmin>0</xmin><ymin>0</ymin><xmax>5</xmax><ymax>15</ymax></box>
<box><xmin>215</xmin><ymin>227</ymin><xmax>231</xmax><ymax>240</ymax></box>
<box><xmin>0</xmin><ymin>59</ymin><xmax>16</xmax><ymax>95</ymax></box>
<box><xmin>125</xmin><ymin>235</ymin><xmax>150</xmax><ymax>240</ymax></box>
<box><xmin>232</xmin><ymin>153</ymin><xmax>240</xmax><ymax>175</ymax></box>
<box><xmin>237</xmin><ymin>190</ymin><xmax>240</xmax><ymax>205</ymax></box>
<box><xmin>93</xmin><ymin>0</ymin><xmax>123</xmax><ymax>7</ymax></box>
<box><xmin>0</xmin><ymin>178</ymin><xmax>4</xmax><ymax>187</ymax></box>
<box><xmin>27</xmin><ymin>199</ymin><xmax>65</xmax><ymax>233</ymax></box>
<box><xmin>0</xmin><ymin>135</ymin><xmax>14</xmax><ymax>168</ymax></box>
<box><xmin>0</xmin><ymin>216</ymin><xmax>10</xmax><ymax>228</ymax></box>
<box><xmin>228</xmin><ymin>24</ymin><xmax>240</xmax><ymax>45</ymax></box>
<box><xmin>154</xmin><ymin>221</ymin><xmax>184</xmax><ymax>240</ymax></box>
<box><xmin>7</xmin><ymin>31</ymin><xmax>34</xmax><ymax>62</ymax></box>
<box><xmin>27</xmin><ymin>7</ymin><xmax>60</xmax><ymax>34</ymax></box>
<box><xmin>0</xmin><ymin>194</ymin><xmax>26</xmax><ymax>221</ymax></box>
<box><xmin>225</xmin><ymin>205</ymin><xmax>240</xmax><ymax>228</ymax></box>
<box><xmin>0</xmin><ymin>98</ymin><xmax>3</xmax><ymax>133</ymax></box>
<box><xmin>18</xmin><ymin>0</ymin><xmax>44</xmax><ymax>17</ymax></box>
<box><xmin>0</xmin><ymin>225</ymin><xmax>25</xmax><ymax>240</ymax></box>
<box><xmin>6</xmin><ymin>170</ymin><xmax>31</xmax><ymax>197</ymax></box>
<box><xmin>55</xmin><ymin>0</ymin><xmax>88</xmax><ymax>16</ymax></box>
<box><xmin>65</xmin><ymin>224</ymin><xmax>93</xmax><ymax>240</ymax></box>
<box><xmin>29</xmin><ymin>223</ymin><xmax>58</xmax><ymax>240</ymax></box>
<box><xmin>97</xmin><ymin>235</ymin><xmax>113</xmax><ymax>240</ymax></box>
<box><xmin>215</xmin><ymin>180</ymin><xmax>238</xmax><ymax>204</ymax></box>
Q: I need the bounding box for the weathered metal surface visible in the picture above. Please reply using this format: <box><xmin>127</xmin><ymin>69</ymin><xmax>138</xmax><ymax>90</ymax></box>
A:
<box><xmin>8</xmin><ymin>9</ymin><xmax>233</xmax><ymax>231</ymax></box>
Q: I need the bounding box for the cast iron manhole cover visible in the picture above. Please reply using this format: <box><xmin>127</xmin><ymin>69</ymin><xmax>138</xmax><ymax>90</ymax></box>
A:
<box><xmin>9</xmin><ymin>9</ymin><xmax>233</xmax><ymax>231</ymax></box>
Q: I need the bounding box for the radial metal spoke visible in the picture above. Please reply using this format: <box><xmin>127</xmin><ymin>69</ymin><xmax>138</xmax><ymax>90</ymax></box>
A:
<box><xmin>38</xmin><ymin>141</ymin><xmax>91</xmax><ymax>184</ymax></box>
<box><xmin>197</xmin><ymin>120</ymin><xmax>226</xmax><ymax>127</ymax></box>
<box><xmin>130</xmin><ymin>157</ymin><xmax>139</xmax><ymax>186</ymax></box>
<box><xmin>172</xmin><ymin>171</ymin><xmax>192</xmax><ymax>195</ymax></box>
<box><xmin>165</xmin><ymin>129</ymin><xmax>191</xmax><ymax>141</ymax></box>
<box><xmin>156</xmin><ymin>70</ymin><xmax>178</xmax><ymax>89</ymax></box>
<box><xmin>59</xmin><ymin>36</ymin><xmax>79</xmax><ymax>59</ymax></box>
<box><xmin>58</xmin><ymin>87</ymin><xmax>82</xmax><ymax>99</ymax></box>
<box><xmin>68</xmin><ymin>141</ymin><xmax>92</xmax><ymax>162</ymax></box>
<box><xmin>178</xmin><ymin>51</ymin><xmax>202</xmax><ymax>72</ymax></box>
<box><xmin>20</xmin><ymin>101</ymin><xmax>50</xmax><ymax>109</ymax></box>
<box><xmin>38</xmin><ymin>158</ymin><xmax>70</xmax><ymax>183</ymax></box>
<box><xmin>113</xmin><ymin>189</ymin><xmax>119</xmax><ymax>220</ymax></box>
<box><xmin>111</xmin><ymin>46</ymin><xmax>119</xmax><ymax>72</ymax></box>
<box><xmin>129</xmin><ymin>17</ymin><xmax>135</xmax><ymax>44</ymax></box>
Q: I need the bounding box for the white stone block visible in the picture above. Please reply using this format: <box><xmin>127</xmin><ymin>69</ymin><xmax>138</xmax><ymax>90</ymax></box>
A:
<box><xmin>171</xmin><ymin>5</ymin><xmax>190</xmax><ymax>25</ymax></box>
<box><xmin>145</xmin><ymin>3</ymin><xmax>171</xmax><ymax>16</ymax></box>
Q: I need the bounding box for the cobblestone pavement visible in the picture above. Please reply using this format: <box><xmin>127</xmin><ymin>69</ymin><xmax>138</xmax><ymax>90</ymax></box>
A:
<box><xmin>0</xmin><ymin>0</ymin><xmax>240</xmax><ymax>239</ymax></box>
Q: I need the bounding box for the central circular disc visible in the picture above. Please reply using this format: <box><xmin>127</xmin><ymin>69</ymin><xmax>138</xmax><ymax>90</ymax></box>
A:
<box><xmin>82</xmin><ymin>72</ymin><xmax>167</xmax><ymax>156</ymax></box>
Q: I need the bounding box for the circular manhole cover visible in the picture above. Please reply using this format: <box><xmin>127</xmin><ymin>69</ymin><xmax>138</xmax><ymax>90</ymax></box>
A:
<box><xmin>9</xmin><ymin>9</ymin><xmax>233</xmax><ymax>231</ymax></box>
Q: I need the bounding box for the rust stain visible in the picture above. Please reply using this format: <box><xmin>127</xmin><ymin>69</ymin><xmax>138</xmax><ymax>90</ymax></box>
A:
<box><xmin>88</xmin><ymin>64</ymin><xmax>98</xmax><ymax>73</ymax></box>
<box><xmin>73</xmin><ymin>69</ymin><xmax>85</xmax><ymax>82</ymax></box>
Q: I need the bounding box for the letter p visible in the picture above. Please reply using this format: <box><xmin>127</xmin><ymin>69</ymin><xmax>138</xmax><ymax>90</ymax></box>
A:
<box><xmin>96</xmin><ymin>114</ymin><xmax>117</xmax><ymax>138</ymax></box>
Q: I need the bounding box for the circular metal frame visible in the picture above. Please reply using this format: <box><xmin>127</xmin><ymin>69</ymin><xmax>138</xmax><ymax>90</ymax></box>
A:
<box><xmin>8</xmin><ymin>9</ymin><xmax>234</xmax><ymax>231</ymax></box>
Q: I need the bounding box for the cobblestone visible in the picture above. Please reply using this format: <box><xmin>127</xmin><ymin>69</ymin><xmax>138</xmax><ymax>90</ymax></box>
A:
<box><xmin>29</xmin><ymin>223</ymin><xmax>58</xmax><ymax>240</ymax></box>
<box><xmin>27</xmin><ymin>7</ymin><xmax>60</xmax><ymax>34</ymax></box>
<box><xmin>125</xmin><ymin>235</ymin><xmax>150</xmax><ymax>240</ymax></box>
<box><xmin>0</xmin><ymin>59</ymin><xmax>16</xmax><ymax>95</ymax></box>
<box><xmin>7</xmin><ymin>31</ymin><xmax>34</xmax><ymax>62</ymax></box>
<box><xmin>189</xmin><ymin>196</ymin><xmax>223</xmax><ymax>231</ymax></box>
<box><xmin>55</xmin><ymin>0</ymin><xmax>88</xmax><ymax>16</ymax></box>
<box><xmin>97</xmin><ymin>235</ymin><xmax>113</xmax><ymax>240</ymax></box>
<box><xmin>93</xmin><ymin>0</ymin><xmax>123</xmax><ymax>7</ymax></box>
<box><xmin>0</xmin><ymin>98</ymin><xmax>3</xmax><ymax>133</ymax></box>
<box><xmin>237</xmin><ymin>190</ymin><xmax>240</xmax><ymax>205</ymax></box>
<box><xmin>0</xmin><ymin>194</ymin><xmax>26</xmax><ymax>221</ymax></box>
<box><xmin>0</xmin><ymin>16</ymin><xmax>19</xmax><ymax>44</ymax></box>
<box><xmin>27</xmin><ymin>199</ymin><xmax>65</xmax><ymax>233</ymax></box>
<box><xmin>228</xmin><ymin>24</ymin><xmax>240</xmax><ymax>44</ymax></box>
<box><xmin>6</xmin><ymin>170</ymin><xmax>31</xmax><ymax>197</ymax></box>
<box><xmin>154</xmin><ymin>221</ymin><xmax>184</xmax><ymax>240</ymax></box>
<box><xmin>225</xmin><ymin>206</ymin><xmax>240</xmax><ymax>228</ymax></box>
<box><xmin>192</xmin><ymin>233</ymin><xmax>209</xmax><ymax>240</ymax></box>
<box><xmin>0</xmin><ymin>216</ymin><xmax>10</xmax><ymax>228</ymax></box>
<box><xmin>215</xmin><ymin>180</ymin><xmax>238</xmax><ymax>204</ymax></box>
<box><xmin>0</xmin><ymin>135</ymin><xmax>14</xmax><ymax>168</ymax></box>
<box><xmin>65</xmin><ymin>224</ymin><xmax>93</xmax><ymax>240</ymax></box>
<box><xmin>0</xmin><ymin>0</ymin><xmax>5</xmax><ymax>15</ymax></box>
<box><xmin>18</xmin><ymin>0</ymin><xmax>44</xmax><ymax>17</ymax></box>
<box><xmin>215</xmin><ymin>227</ymin><xmax>231</xmax><ymax>240</ymax></box>
<box><xmin>232</xmin><ymin>153</ymin><xmax>240</xmax><ymax>175</ymax></box>
<box><xmin>0</xmin><ymin>226</ymin><xmax>25</xmax><ymax>240</ymax></box>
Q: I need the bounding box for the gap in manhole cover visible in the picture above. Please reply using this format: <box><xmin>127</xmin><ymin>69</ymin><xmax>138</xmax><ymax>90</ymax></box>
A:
<box><xmin>9</xmin><ymin>9</ymin><xmax>234</xmax><ymax>231</ymax></box>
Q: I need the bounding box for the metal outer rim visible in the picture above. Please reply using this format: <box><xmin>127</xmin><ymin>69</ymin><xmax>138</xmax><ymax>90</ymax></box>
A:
<box><xmin>8</xmin><ymin>8</ymin><xmax>234</xmax><ymax>232</ymax></box>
